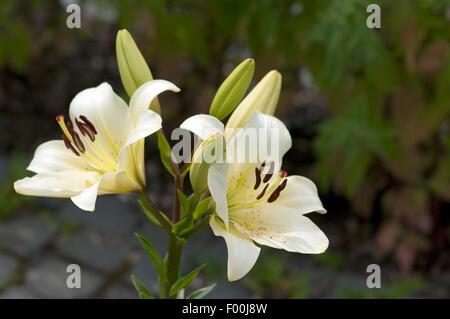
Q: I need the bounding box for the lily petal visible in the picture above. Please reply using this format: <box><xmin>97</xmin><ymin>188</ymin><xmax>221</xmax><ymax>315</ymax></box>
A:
<box><xmin>27</xmin><ymin>140</ymin><xmax>91</xmax><ymax>174</ymax></box>
<box><xmin>129</xmin><ymin>79</ymin><xmax>180</xmax><ymax>121</ymax></box>
<box><xmin>275</xmin><ymin>176</ymin><xmax>327</xmax><ymax>214</ymax></box>
<box><xmin>210</xmin><ymin>217</ymin><xmax>260</xmax><ymax>281</ymax></box>
<box><xmin>180</xmin><ymin>114</ymin><xmax>224</xmax><ymax>140</ymax></box>
<box><xmin>69</xmin><ymin>82</ymin><xmax>132</xmax><ymax>154</ymax></box>
<box><xmin>122</xmin><ymin>109</ymin><xmax>162</xmax><ymax>149</ymax></box>
<box><xmin>208</xmin><ymin>163</ymin><xmax>229</xmax><ymax>227</ymax></box>
<box><xmin>233</xmin><ymin>204</ymin><xmax>329</xmax><ymax>254</ymax></box>
<box><xmin>14</xmin><ymin>171</ymin><xmax>101</xmax><ymax>198</ymax></box>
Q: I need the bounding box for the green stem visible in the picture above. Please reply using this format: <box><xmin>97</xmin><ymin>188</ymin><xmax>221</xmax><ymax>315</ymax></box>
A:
<box><xmin>165</xmin><ymin>233</ymin><xmax>183</xmax><ymax>298</ymax></box>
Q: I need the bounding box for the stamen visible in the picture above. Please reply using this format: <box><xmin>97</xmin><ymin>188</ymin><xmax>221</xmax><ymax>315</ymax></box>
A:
<box><xmin>268</xmin><ymin>178</ymin><xmax>288</xmax><ymax>203</ymax></box>
<box><xmin>80</xmin><ymin>115</ymin><xmax>97</xmax><ymax>135</ymax></box>
<box><xmin>76</xmin><ymin>118</ymin><xmax>95</xmax><ymax>142</ymax></box>
<box><xmin>256</xmin><ymin>184</ymin><xmax>269</xmax><ymax>200</ymax></box>
<box><xmin>254</xmin><ymin>167</ymin><xmax>261</xmax><ymax>190</ymax></box>
<box><xmin>263</xmin><ymin>161</ymin><xmax>275</xmax><ymax>183</ymax></box>
<box><xmin>56</xmin><ymin>115</ymin><xmax>74</xmax><ymax>144</ymax></box>
<box><xmin>62</xmin><ymin>134</ymin><xmax>80</xmax><ymax>156</ymax></box>
<box><xmin>72</xmin><ymin>130</ymin><xmax>85</xmax><ymax>153</ymax></box>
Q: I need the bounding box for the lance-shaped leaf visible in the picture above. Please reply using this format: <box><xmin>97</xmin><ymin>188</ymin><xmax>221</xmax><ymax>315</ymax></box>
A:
<box><xmin>187</xmin><ymin>282</ymin><xmax>216</xmax><ymax>299</ymax></box>
<box><xmin>131</xmin><ymin>275</ymin><xmax>154</xmax><ymax>299</ymax></box>
<box><xmin>169</xmin><ymin>264</ymin><xmax>205</xmax><ymax>297</ymax></box>
<box><xmin>136</xmin><ymin>233</ymin><xmax>166</xmax><ymax>279</ymax></box>
<box><xmin>209</xmin><ymin>58</ymin><xmax>255</xmax><ymax>120</ymax></box>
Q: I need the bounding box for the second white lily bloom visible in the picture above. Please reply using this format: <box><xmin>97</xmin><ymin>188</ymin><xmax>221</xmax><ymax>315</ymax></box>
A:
<box><xmin>14</xmin><ymin>80</ymin><xmax>179</xmax><ymax>211</ymax></box>
<box><xmin>181</xmin><ymin>111</ymin><xmax>329</xmax><ymax>281</ymax></box>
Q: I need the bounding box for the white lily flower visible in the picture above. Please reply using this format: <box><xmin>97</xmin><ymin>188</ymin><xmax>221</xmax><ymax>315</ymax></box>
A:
<box><xmin>181</xmin><ymin>111</ymin><xmax>328</xmax><ymax>281</ymax></box>
<box><xmin>14</xmin><ymin>80</ymin><xmax>180</xmax><ymax>211</ymax></box>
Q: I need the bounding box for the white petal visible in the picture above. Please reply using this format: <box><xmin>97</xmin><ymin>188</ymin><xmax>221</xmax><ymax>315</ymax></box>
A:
<box><xmin>208</xmin><ymin>163</ymin><xmax>229</xmax><ymax>227</ymax></box>
<box><xmin>14</xmin><ymin>171</ymin><xmax>101</xmax><ymax>198</ymax></box>
<box><xmin>71</xmin><ymin>179</ymin><xmax>101</xmax><ymax>212</ymax></box>
<box><xmin>245</xmin><ymin>111</ymin><xmax>292</xmax><ymax>163</ymax></box>
<box><xmin>69</xmin><ymin>82</ymin><xmax>133</xmax><ymax>153</ymax></box>
<box><xmin>122</xmin><ymin>109</ymin><xmax>162</xmax><ymax>149</ymax></box>
<box><xmin>116</xmin><ymin>109</ymin><xmax>162</xmax><ymax>189</ymax></box>
<box><xmin>210</xmin><ymin>217</ymin><xmax>260</xmax><ymax>281</ymax></box>
<box><xmin>180</xmin><ymin>114</ymin><xmax>224</xmax><ymax>140</ymax></box>
<box><xmin>27</xmin><ymin>140</ymin><xmax>91</xmax><ymax>174</ymax></box>
<box><xmin>275</xmin><ymin>176</ymin><xmax>326</xmax><ymax>214</ymax></box>
<box><xmin>233</xmin><ymin>204</ymin><xmax>329</xmax><ymax>254</ymax></box>
<box><xmin>129</xmin><ymin>79</ymin><xmax>180</xmax><ymax>121</ymax></box>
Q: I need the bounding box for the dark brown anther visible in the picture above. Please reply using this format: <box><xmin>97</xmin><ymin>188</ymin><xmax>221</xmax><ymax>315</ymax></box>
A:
<box><xmin>256</xmin><ymin>184</ymin><xmax>269</xmax><ymax>200</ymax></box>
<box><xmin>80</xmin><ymin>115</ymin><xmax>97</xmax><ymax>135</ymax></box>
<box><xmin>263</xmin><ymin>161</ymin><xmax>275</xmax><ymax>183</ymax></box>
<box><xmin>254</xmin><ymin>167</ymin><xmax>262</xmax><ymax>190</ymax></box>
<box><xmin>75</xmin><ymin>118</ymin><xmax>86</xmax><ymax>136</ymax></box>
<box><xmin>62</xmin><ymin>134</ymin><xmax>80</xmax><ymax>156</ymax></box>
<box><xmin>71</xmin><ymin>131</ymin><xmax>86</xmax><ymax>153</ymax></box>
<box><xmin>82</xmin><ymin>123</ymin><xmax>95</xmax><ymax>141</ymax></box>
<box><xmin>267</xmin><ymin>179</ymin><xmax>288</xmax><ymax>203</ymax></box>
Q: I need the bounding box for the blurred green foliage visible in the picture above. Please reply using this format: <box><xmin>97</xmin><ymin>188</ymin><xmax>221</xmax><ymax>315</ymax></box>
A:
<box><xmin>1</xmin><ymin>0</ymin><xmax>448</xmax><ymax>289</ymax></box>
<box><xmin>338</xmin><ymin>277</ymin><xmax>426</xmax><ymax>299</ymax></box>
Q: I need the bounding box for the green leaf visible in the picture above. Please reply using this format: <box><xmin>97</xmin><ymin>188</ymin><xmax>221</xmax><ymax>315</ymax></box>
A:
<box><xmin>135</xmin><ymin>233</ymin><xmax>165</xmax><ymax>279</ymax></box>
<box><xmin>169</xmin><ymin>264</ymin><xmax>205</xmax><ymax>297</ymax></box>
<box><xmin>131</xmin><ymin>275</ymin><xmax>154</xmax><ymax>299</ymax></box>
<box><xmin>138</xmin><ymin>198</ymin><xmax>162</xmax><ymax>228</ymax></box>
<box><xmin>157</xmin><ymin>133</ymin><xmax>176</xmax><ymax>177</ymax></box>
<box><xmin>193</xmin><ymin>197</ymin><xmax>211</xmax><ymax>220</ymax></box>
<box><xmin>187</xmin><ymin>282</ymin><xmax>216</xmax><ymax>299</ymax></box>
<box><xmin>177</xmin><ymin>189</ymin><xmax>189</xmax><ymax>214</ymax></box>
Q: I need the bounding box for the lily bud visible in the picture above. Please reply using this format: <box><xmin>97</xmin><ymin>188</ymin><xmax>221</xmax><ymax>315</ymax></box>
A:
<box><xmin>225</xmin><ymin>70</ymin><xmax>281</xmax><ymax>136</ymax></box>
<box><xmin>209</xmin><ymin>59</ymin><xmax>255</xmax><ymax>120</ymax></box>
<box><xmin>116</xmin><ymin>29</ymin><xmax>161</xmax><ymax>113</ymax></box>
<box><xmin>190</xmin><ymin>136</ymin><xmax>224</xmax><ymax>194</ymax></box>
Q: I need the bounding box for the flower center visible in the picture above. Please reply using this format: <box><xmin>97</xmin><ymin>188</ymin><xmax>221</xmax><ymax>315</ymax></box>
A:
<box><xmin>56</xmin><ymin>115</ymin><xmax>117</xmax><ymax>173</ymax></box>
<box><xmin>228</xmin><ymin>161</ymin><xmax>288</xmax><ymax>212</ymax></box>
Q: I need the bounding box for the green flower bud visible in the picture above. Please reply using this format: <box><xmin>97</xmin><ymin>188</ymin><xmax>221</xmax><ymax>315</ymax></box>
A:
<box><xmin>190</xmin><ymin>136</ymin><xmax>224</xmax><ymax>194</ymax></box>
<box><xmin>116</xmin><ymin>29</ymin><xmax>161</xmax><ymax>113</ymax></box>
<box><xmin>225</xmin><ymin>70</ymin><xmax>281</xmax><ymax>136</ymax></box>
<box><xmin>209</xmin><ymin>59</ymin><xmax>255</xmax><ymax>120</ymax></box>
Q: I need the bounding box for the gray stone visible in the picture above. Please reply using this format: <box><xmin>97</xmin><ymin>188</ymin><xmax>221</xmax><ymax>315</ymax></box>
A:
<box><xmin>0</xmin><ymin>285</ymin><xmax>37</xmax><ymax>299</ymax></box>
<box><xmin>60</xmin><ymin>195</ymin><xmax>138</xmax><ymax>235</ymax></box>
<box><xmin>104</xmin><ymin>284</ymin><xmax>138</xmax><ymax>299</ymax></box>
<box><xmin>58</xmin><ymin>228</ymin><xmax>134</xmax><ymax>273</ymax></box>
<box><xmin>206</xmin><ymin>280</ymin><xmax>251</xmax><ymax>299</ymax></box>
<box><xmin>0</xmin><ymin>254</ymin><xmax>19</xmax><ymax>287</ymax></box>
<box><xmin>328</xmin><ymin>273</ymin><xmax>368</xmax><ymax>298</ymax></box>
<box><xmin>25</xmin><ymin>256</ymin><xmax>104</xmax><ymax>298</ymax></box>
<box><xmin>0</xmin><ymin>214</ymin><xmax>58</xmax><ymax>256</ymax></box>
<box><xmin>127</xmin><ymin>254</ymin><xmax>159</xmax><ymax>294</ymax></box>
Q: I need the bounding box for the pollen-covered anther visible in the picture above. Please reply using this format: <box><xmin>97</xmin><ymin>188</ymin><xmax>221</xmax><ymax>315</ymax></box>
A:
<box><xmin>254</xmin><ymin>167</ymin><xmax>262</xmax><ymax>190</ymax></box>
<box><xmin>62</xmin><ymin>134</ymin><xmax>80</xmax><ymax>156</ymax></box>
<box><xmin>79</xmin><ymin>115</ymin><xmax>97</xmax><ymax>135</ymax></box>
<box><xmin>267</xmin><ymin>178</ymin><xmax>288</xmax><ymax>203</ymax></box>
<box><xmin>262</xmin><ymin>161</ymin><xmax>275</xmax><ymax>183</ymax></box>
<box><xmin>256</xmin><ymin>183</ymin><xmax>269</xmax><ymax>200</ymax></box>
<box><xmin>75</xmin><ymin>117</ymin><xmax>95</xmax><ymax>142</ymax></box>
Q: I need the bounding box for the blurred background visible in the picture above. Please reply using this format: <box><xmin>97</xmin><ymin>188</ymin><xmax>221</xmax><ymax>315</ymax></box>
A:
<box><xmin>0</xmin><ymin>0</ymin><xmax>449</xmax><ymax>298</ymax></box>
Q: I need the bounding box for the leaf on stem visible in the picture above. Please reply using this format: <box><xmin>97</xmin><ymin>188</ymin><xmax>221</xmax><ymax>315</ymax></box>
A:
<box><xmin>136</xmin><ymin>233</ymin><xmax>166</xmax><ymax>280</ymax></box>
<box><xmin>157</xmin><ymin>133</ymin><xmax>176</xmax><ymax>177</ymax></box>
<box><xmin>131</xmin><ymin>275</ymin><xmax>154</xmax><ymax>299</ymax></box>
<box><xmin>187</xmin><ymin>282</ymin><xmax>216</xmax><ymax>299</ymax></box>
<box><xmin>169</xmin><ymin>264</ymin><xmax>205</xmax><ymax>297</ymax></box>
